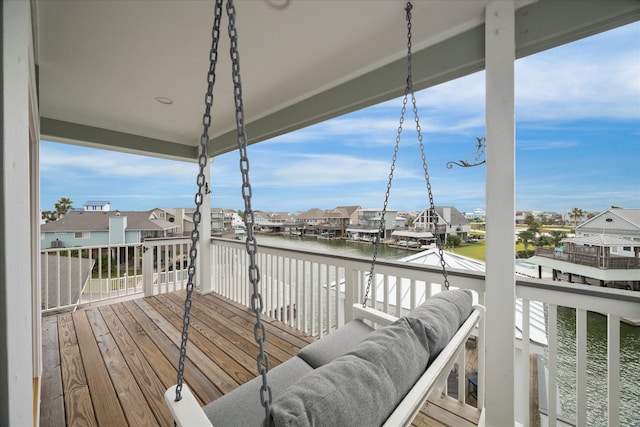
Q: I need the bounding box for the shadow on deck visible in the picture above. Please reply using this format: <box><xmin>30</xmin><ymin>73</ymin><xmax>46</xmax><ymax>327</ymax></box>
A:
<box><xmin>40</xmin><ymin>291</ymin><xmax>480</xmax><ymax>426</ymax></box>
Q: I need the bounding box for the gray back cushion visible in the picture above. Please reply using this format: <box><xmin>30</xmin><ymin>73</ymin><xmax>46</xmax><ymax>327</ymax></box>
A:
<box><xmin>405</xmin><ymin>289</ymin><xmax>473</xmax><ymax>363</ymax></box>
<box><xmin>297</xmin><ymin>319</ymin><xmax>373</xmax><ymax>368</ymax></box>
<box><xmin>270</xmin><ymin>318</ymin><xmax>429</xmax><ymax>427</ymax></box>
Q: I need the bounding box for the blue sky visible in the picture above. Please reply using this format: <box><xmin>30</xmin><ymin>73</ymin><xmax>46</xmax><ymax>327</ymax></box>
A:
<box><xmin>41</xmin><ymin>22</ymin><xmax>640</xmax><ymax>215</ymax></box>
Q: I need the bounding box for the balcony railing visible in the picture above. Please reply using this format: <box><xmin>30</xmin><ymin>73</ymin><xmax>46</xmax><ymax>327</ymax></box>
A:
<box><xmin>41</xmin><ymin>244</ymin><xmax>145</xmax><ymax>313</ymax></box>
<box><xmin>535</xmin><ymin>247</ymin><xmax>640</xmax><ymax>269</ymax></box>
<box><xmin>41</xmin><ymin>237</ymin><xmax>640</xmax><ymax>425</ymax></box>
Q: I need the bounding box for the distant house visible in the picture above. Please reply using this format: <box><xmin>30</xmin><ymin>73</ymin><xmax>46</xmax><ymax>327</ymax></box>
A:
<box><xmin>83</xmin><ymin>200</ymin><xmax>111</xmax><ymax>211</ymax></box>
<box><xmin>224</xmin><ymin>209</ymin><xmax>245</xmax><ymax>229</ymax></box>
<box><xmin>151</xmin><ymin>207</ymin><xmax>195</xmax><ymax>236</ymax></box>
<box><xmin>295</xmin><ymin>208</ymin><xmax>325</xmax><ymax>228</ymax></box>
<box><xmin>465</xmin><ymin>208</ymin><xmax>486</xmax><ymax>222</ymax></box>
<box><xmin>253</xmin><ymin>211</ymin><xmax>294</xmax><ymax>233</ymax></box>
<box><xmin>41</xmin><ymin>210</ymin><xmax>178</xmax><ymax>248</ymax></box>
<box><xmin>575</xmin><ymin>208</ymin><xmax>640</xmax><ymax>257</ymax></box>
<box><xmin>529</xmin><ymin>208</ymin><xmax>640</xmax><ymax>290</ymax></box>
<box><xmin>317</xmin><ymin>206</ymin><xmax>361</xmax><ymax>238</ymax></box>
<box><xmin>413</xmin><ymin>206</ymin><xmax>471</xmax><ymax>242</ymax></box>
<box><xmin>346</xmin><ymin>207</ymin><xmax>400</xmax><ymax>240</ymax></box>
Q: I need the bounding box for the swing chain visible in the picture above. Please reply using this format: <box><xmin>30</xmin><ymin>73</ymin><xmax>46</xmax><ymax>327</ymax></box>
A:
<box><xmin>228</xmin><ymin>1</ymin><xmax>273</xmax><ymax>424</ymax></box>
<box><xmin>175</xmin><ymin>0</ymin><xmax>224</xmax><ymax>403</ymax></box>
<box><xmin>406</xmin><ymin>1</ymin><xmax>450</xmax><ymax>291</ymax></box>
<box><xmin>363</xmin><ymin>1</ymin><xmax>449</xmax><ymax>307</ymax></box>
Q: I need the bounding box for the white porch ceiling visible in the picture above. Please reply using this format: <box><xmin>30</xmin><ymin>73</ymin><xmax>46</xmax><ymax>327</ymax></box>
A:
<box><xmin>35</xmin><ymin>0</ymin><xmax>640</xmax><ymax>161</ymax></box>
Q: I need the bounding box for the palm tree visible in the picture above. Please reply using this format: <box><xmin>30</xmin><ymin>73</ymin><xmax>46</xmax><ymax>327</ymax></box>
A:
<box><xmin>54</xmin><ymin>197</ymin><xmax>74</xmax><ymax>219</ymax></box>
<box><xmin>569</xmin><ymin>207</ymin><xmax>585</xmax><ymax>229</ymax></box>
<box><xmin>517</xmin><ymin>229</ymin><xmax>536</xmax><ymax>255</ymax></box>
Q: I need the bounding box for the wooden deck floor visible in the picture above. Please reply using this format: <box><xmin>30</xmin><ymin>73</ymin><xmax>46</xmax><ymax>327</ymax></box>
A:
<box><xmin>40</xmin><ymin>291</ymin><xmax>480</xmax><ymax>426</ymax></box>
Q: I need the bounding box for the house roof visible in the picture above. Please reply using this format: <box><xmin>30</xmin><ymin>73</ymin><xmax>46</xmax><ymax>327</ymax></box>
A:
<box><xmin>41</xmin><ymin>211</ymin><xmax>177</xmax><ymax>232</ymax></box>
<box><xmin>562</xmin><ymin>234</ymin><xmax>638</xmax><ymax>247</ymax></box>
<box><xmin>296</xmin><ymin>208</ymin><xmax>326</xmax><ymax>220</ymax></box>
<box><xmin>577</xmin><ymin>208</ymin><xmax>640</xmax><ymax>230</ymax></box>
<box><xmin>435</xmin><ymin>206</ymin><xmax>470</xmax><ymax>226</ymax></box>
<box><xmin>83</xmin><ymin>200</ymin><xmax>110</xmax><ymax>206</ymax></box>
<box><xmin>35</xmin><ymin>1</ymin><xmax>639</xmax><ymax>161</ymax></box>
<box><xmin>399</xmin><ymin>249</ymin><xmax>547</xmax><ymax>346</ymax></box>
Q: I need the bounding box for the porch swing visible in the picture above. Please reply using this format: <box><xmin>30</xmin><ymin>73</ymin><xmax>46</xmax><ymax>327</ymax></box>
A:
<box><xmin>165</xmin><ymin>1</ymin><xmax>485</xmax><ymax>426</ymax></box>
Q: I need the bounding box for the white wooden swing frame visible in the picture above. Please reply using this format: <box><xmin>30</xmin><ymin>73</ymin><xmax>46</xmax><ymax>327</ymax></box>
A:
<box><xmin>165</xmin><ymin>302</ymin><xmax>486</xmax><ymax>427</ymax></box>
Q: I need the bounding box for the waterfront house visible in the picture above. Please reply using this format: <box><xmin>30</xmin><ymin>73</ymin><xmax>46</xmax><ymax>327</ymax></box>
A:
<box><xmin>40</xmin><ymin>210</ymin><xmax>178</xmax><ymax>249</ymax></box>
<box><xmin>346</xmin><ymin>207</ymin><xmax>401</xmax><ymax>242</ymax></box>
<box><xmin>3</xmin><ymin>1</ymin><xmax>640</xmax><ymax>426</ymax></box>
<box><xmin>530</xmin><ymin>208</ymin><xmax>640</xmax><ymax>290</ymax></box>
<box><xmin>414</xmin><ymin>206</ymin><xmax>472</xmax><ymax>242</ymax></box>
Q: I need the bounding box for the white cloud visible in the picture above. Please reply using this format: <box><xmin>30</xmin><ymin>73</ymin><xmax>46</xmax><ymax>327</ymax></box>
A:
<box><xmin>517</xmin><ymin>139</ymin><xmax>579</xmax><ymax>150</ymax></box>
<box><xmin>41</xmin><ymin>142</ymin><xmax>197</xmax><ymax>181</ymax></box>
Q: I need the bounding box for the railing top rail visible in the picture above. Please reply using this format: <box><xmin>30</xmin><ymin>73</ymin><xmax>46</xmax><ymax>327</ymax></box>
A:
<box><xmin>41</xmin><ymin>242</ymin><xmax>144</xmax><ymax>252</ymax></box>
<box><xmin>516</xmin><ymin>276</ymin><xmax>640</xmax><ymax>304</ymax></box>
<box><xmin>143</xmin><ymin>237</ymin><xmax>193</xmax><ymax>243</ymax></box>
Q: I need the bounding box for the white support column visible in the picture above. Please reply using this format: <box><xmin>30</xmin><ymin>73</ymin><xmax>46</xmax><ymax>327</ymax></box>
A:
<box><xmin>2</xmin><ymin>2</ymin><xmax>36</xmax><ymax>425</ymax></box>
<box><xmin>198</xmin><ymin>160</ymin><xmax>212</xmax><ymax>294</ymax></box>
<box><xmin>485</xmin><ymin>2</ymin><xmax>516</xmax><ymax>426</ymax></box>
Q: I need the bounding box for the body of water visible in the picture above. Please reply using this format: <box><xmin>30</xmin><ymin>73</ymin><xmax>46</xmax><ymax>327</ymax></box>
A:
<box><xmin>255</xmin><ymin>234</ymin><xmax>640</xmax><ymax>426</ymax></box>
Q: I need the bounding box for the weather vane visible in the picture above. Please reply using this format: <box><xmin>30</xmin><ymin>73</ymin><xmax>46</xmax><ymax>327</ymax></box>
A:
<box><xmin>446</xmin><ymin>136</ymin><xmax>486</xmax><ymax>169</ymax></box>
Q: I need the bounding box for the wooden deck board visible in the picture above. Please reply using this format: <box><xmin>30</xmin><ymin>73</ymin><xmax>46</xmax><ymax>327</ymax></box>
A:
<box><xmin>40</xmin><ymin>316</ymin><xmax>65</xmax><ymax>427</ymax></box>
<box><xmin>98</xmin><ymin>305</ymin><xmax>174</xmax><ymax>426</ymax></box>
<box><xmin>57</xmin><ymin>313</ymin><xmax>97</xmax><ymax>427</ymax></box>
<box><xmin>41</xmin><ymin>291</ymin><xmax>480</xmax><ymax>427</ymax></box>
<box><xmin>72</xmin><ymin>310</ymin><xmax>129</xmax><ymax>426</ymax></box>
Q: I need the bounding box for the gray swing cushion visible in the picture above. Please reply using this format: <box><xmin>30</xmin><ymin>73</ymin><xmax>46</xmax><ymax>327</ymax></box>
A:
<box><xmin>270</xmin><ymin>289</ymin><xmax>474</xmax><ymax>426</ymax></box>
<box><xmin>204</xmin><ymin>356</ymin><xmax>313</xmax><ymax>427</ymax></box>
<box><xmin>297</xmin><ymin>318</ymin><xmax>374</xmax><ymax>368</ymax></box>
<box><xmin>404</xmin><ymin>289</ymin><xmax>473</xmax><ymax>362</ymax></box>
<box><xmin>270</xmin><ymin>318</ymin><xmax>429</xmax><ymax>427</ymax></box>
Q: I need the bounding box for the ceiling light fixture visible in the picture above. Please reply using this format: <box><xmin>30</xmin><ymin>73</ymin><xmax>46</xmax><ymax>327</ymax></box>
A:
<box><xmin>155</xmin><ymin>96</ymin><xmax>173</xmax><ymax>105</ymax></box>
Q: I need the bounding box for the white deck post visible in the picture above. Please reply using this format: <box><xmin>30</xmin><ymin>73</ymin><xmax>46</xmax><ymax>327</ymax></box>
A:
<box><xmin>2</xmin><ymin>2</ymin><xmax>37</xmax><ymax>425</ymax></box>
<box><xmin>198</xmin><ymin>160</ymin><xmax>212</xmax><ymax>294</ymax></box>
<box><xmin>485</xmin><ymin>1</ymin><xmax>516</xmax><ymax>426</ymax></box>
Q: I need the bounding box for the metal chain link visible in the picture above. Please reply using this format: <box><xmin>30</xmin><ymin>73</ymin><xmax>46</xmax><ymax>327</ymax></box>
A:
<box><xmin>363</xmin><ymin>1</ymin><xmax>449</xmax><ymax>307</ymax></box>
<box><xmin>174</xmin><ymin>0</ymin><xmax>223</xmax><ymax>403</ymax></box>
<box><xmin>227</xmin><ymin>1</ymin><xmax>273</xmax><ymax>425</ymax></box>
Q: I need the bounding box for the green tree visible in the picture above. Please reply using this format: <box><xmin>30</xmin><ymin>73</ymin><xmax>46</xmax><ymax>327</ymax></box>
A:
<box><xmin>517</xmin><ymin>229</ymin><xmax>536</xmax><ymax>254</ymax></box>
<box><xmin>41</xmin><ymin>210</ymin><xmax>57</xmax><ymax>223</ymax></box>
<box><xmin>42</xmin><ymin>197</ymin><xmax>74</xmax><ymax>222</ymax></box>
<box><xmin>54</xmin><ymin>197</ymin><xmax>74</xmax><ymax>219</ymax></box>
<box><xmin>524</xmin><ymin>213</ymin><xmax>536</xmax><ymax>227</ymax></box>
<box><xmin>569</xmin><ymin>207</ymin><xmax>585</xmax><ymax>229</ymax></box>
<box><xmin>549</xmin><ymin>230</ymin><xmax>566</xmax><ymax>248</ymax></box>
<box><xmin>446</xmin><ymin>235</ymin><xmax>462</xmax><ymax>248</ymax></box>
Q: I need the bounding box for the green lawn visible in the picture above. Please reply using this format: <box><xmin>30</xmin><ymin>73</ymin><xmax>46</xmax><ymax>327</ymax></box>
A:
<box><xmin>449</xmin><ymin>239</ymin><xmax>527</xmax><ymax>262</ymax></box>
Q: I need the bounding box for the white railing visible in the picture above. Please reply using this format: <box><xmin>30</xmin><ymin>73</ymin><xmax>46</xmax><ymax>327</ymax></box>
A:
<box><xmin>43</xmin><ymin>237</ymin><xmax>639</xmax><ymax>425</ymax></box>
<box><xmin>142</xmin><ymin>237</ymin><xmax>192</xmax><ymax>296</ymax></box>
<box><xmin>41</xmin><ymin>244</ymin><xmax>144</xmax><ymax>313</ymax></box>
<box><xmin>209</xmin><ymin>237</ymin><xmax>640</xmax><ymax>426</ymax></box>
<box><xmin>517</xmin><ymin>279</ymin><xmax>640</xmax><ymax>427</ymax></box>
<box><xmin>210</xmin><ymin>237</ymin><xmax>486</xmax><ymax>410</ymax></box>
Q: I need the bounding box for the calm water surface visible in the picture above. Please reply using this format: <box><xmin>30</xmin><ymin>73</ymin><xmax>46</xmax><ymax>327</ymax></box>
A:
<box><xmin>256</xmin><ymin>234</ymin><xmax>640</xmax><ymax>426</ymax></box>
